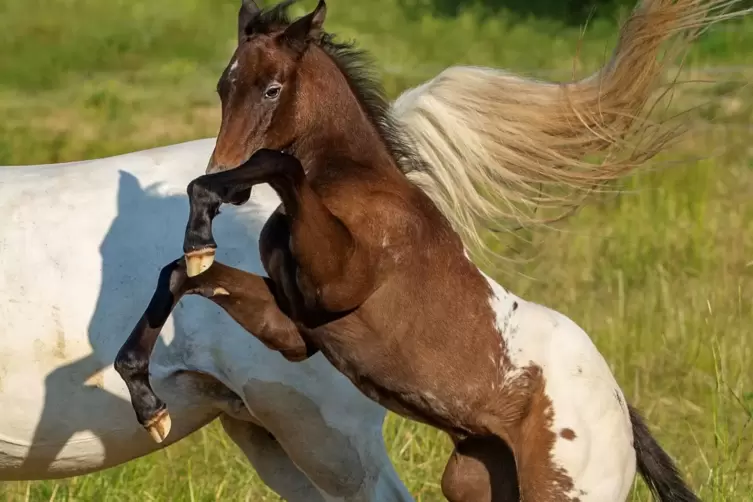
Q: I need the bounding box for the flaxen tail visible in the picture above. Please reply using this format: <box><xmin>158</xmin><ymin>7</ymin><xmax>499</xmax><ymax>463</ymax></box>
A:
<box><xmin>629</xmin><ymin>404</ymin><xmax>700</xmax><ymax>502</ymax></box>
<box><xmin>391</xmin><ymin>0</ymin><xmax>752</xmax><ymax>257</ymax></box>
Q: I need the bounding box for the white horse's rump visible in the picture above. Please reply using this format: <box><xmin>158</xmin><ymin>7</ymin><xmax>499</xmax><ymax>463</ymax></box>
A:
<box><xmin>0</xmin><ymin>138</ymin><xmax>413</xmax><ymax>501</ymax></box>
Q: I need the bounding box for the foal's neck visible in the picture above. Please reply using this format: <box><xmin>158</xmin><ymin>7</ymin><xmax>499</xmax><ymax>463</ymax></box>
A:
<box><xmin>294</xmin><ymin>47</ymin><xmax>399</xmax><ymax>176</ymax></box>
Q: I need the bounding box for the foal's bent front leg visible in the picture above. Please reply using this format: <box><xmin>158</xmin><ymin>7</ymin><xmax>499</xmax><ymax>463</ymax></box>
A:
<box><xmin>114</xmin><ymin>259</ymin><xmax>314</xmax><ymax>443</ymax></box>
<box><xmin>182</xmin><ymin>148</ymin><xmax>309</xmax><ymax>277</ymax></box>
<box><xmin>184</xmin><ymin>149</ymin><xmax>376</xmax><ymax>312</ymax></box>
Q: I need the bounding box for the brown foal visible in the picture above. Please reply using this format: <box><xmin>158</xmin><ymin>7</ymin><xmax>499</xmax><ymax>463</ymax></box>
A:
<box><xmin>115</xmin><ymin>1</ymin><xmax>700</xmax><ymax>500</ymax></box>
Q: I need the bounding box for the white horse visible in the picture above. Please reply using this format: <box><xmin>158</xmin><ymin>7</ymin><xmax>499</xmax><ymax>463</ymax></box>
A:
<box><xmin>0</xmin><ymin>138</ymin><xmax>413</xmax><ymax>501</ymax></box>
<box><xmin>1</xmin><ymin>0</ymin><xmax>745</xmax><ymax>499</ymax></box>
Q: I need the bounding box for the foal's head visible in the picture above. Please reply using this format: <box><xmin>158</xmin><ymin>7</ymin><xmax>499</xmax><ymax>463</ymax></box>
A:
<box><xmin>207</xmin><ymin>0</ymin><xmax>326</xmax><ymax>173</ymax></box>
<box><xmin>207</xmin><ymin>0</ymin><xmax>409</xmax><ymax>175</ymax></box>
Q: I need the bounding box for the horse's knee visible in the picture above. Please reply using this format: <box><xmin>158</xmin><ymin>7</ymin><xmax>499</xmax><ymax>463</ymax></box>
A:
<box><xmin>442</xmin><ymin>436</ymin><xmax>519</xmax><ymax>502</ymax></box>
<box><xmin>442</xmin><ymin>448</ymin><xmax>491</xmax><ymax>502</ymax></box>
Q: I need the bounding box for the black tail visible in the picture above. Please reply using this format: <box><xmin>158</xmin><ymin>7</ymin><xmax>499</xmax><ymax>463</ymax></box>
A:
<box><xmin>629</xmin><ymin>404</ymin><xmax>700</xmax><ymax>502</ymax></box>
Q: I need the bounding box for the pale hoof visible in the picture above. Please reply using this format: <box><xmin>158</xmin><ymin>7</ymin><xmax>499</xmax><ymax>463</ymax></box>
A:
<box><xmin>185</xmin><ymin>249</ymin><xmax>215</xmax><ymax>277</ymax></box>
<box><xmin>144</xmin><ymin>409</ymin><xmax>172</xmax><ymax>444</ymax></box>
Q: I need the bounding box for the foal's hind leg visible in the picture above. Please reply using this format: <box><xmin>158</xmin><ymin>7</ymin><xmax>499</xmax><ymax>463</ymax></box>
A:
<box><xmin>441</xmin><ymin>435</ymin><xmax>519</xmax><ymax>502</ymax></box>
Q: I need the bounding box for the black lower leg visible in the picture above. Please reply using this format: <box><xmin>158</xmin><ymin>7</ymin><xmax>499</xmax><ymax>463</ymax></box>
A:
<box><xmin>114</xmin><ymin>260</ymin><xmax>184</xmax><ymax>428</ymax></box>
<box><xmin>183</xmin><ymin>149</ymin><xmax>304</xmax><ymax>255</ymax></box>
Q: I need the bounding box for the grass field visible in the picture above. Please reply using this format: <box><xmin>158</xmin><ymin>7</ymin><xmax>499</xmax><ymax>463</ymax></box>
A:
<box><xmin>1</xmin><ymin>0</ymin><xmax>752</xmax><ymax>500</ymax></box>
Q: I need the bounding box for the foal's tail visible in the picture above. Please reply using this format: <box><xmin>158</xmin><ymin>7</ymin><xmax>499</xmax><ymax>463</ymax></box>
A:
<box><xmin>629</xmin><ymin>404</ymin><xmax>700</xmax><ymax>502</ymax></box>
<box><xmin>391</xmin><ymin>0</ymin><xmax>751</xmax><ymax>255</ymax></box>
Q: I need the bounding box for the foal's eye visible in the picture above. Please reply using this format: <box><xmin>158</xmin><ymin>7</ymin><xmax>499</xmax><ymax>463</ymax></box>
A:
<box><xmin>264</xmin><ymin>84</ymin><xmax>282</xmax><ymax>100</ymax></box>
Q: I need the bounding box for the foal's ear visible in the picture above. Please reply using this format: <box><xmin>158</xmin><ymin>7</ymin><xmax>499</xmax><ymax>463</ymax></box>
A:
<box><xmin>238</xmin><ymin>0</ymin><xmax>261</xmax><ymax>43</ymax></box>
<box><xmin>280</xmin><ymin>0</ymin><xmax>327</xmax><ymax>52</ymax></box>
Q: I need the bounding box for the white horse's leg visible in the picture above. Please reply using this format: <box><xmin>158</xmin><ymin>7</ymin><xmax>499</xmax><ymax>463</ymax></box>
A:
<box><xmin>179</xmin><ymin>371</ymin><xmax>325</xmax><ymax>500</ymax></box>
<box><xmin>236</xmin><ymin>377</ymin><xmax>415</xmax><ymax>502</ymax></box>
<box><xmin>220</xmin><ymin>414</ymin><xmax>326</xmax><ymax>502</ymax></box>
<box><xmin>170</xmin><ymin>371</ymin><xmax>410</xmax><ymax>502</ymax></box>
<box><xmin>186</xmin><ymin>371</ymin><xmax>411</xmax><ymax>501</ymax></box>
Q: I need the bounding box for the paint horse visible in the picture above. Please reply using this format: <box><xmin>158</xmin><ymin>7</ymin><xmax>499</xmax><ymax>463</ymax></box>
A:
<box><xmin>116</xmin><ymin>0</ymin><xmax>748</xmax><ymax>500</ymax></box>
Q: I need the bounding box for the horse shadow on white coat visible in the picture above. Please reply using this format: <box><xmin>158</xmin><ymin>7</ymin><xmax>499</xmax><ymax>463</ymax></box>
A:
<box><xmin>18</xmin><ymin>170</ymin><xmax>261</xmax><ymax>476</ymax></box>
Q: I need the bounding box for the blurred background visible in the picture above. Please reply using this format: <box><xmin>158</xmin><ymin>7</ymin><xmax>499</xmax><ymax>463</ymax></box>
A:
<box><xmin>1</xmin><ymin>0</ymin><xmax>751</xmax><ymax>500</ymax></box>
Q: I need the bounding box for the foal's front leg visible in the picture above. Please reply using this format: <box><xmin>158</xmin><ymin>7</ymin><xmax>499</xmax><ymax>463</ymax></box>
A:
<box><xmin>184</xmin><ymin>149</ymin><xmax>376</xmax><ymax>312</ymax></box>
<box><xmin>114</xmin><ymin>259</ymin><xmax>315</xmax><ymax>443</ymax></box>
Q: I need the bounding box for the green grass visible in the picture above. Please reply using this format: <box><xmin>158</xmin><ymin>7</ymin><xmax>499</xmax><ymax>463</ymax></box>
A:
<box><xmin>1</xmin><ymin>0</ymin><xmax>752</xmax><ymax>500</ymax></box>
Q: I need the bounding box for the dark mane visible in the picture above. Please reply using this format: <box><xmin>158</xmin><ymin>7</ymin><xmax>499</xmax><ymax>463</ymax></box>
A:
<box><xmin>319</xmin><ymin>35</ymin><xmax>425</xmax><ymax>175</ymax></box>
<box><xmin>245</xmin><ymin>1</ymin><xmax>424</xmax><ymax>175</ymax></box>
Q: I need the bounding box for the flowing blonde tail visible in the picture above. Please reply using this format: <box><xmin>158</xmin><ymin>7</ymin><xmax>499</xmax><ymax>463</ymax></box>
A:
<box><xmin>391</xmin><ymin>0</ymin><xmax>750</xmax><ymax>255</ymax></box>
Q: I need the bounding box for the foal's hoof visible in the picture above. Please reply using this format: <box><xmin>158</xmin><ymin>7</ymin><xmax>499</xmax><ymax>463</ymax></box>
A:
<box><xmin>144</xmin><ymin>408</ymin><xmax>172</xmax><ymax>444</ymax></box>
<box><xmin>185</xmin><ymin>248</ymin><xmax>215</xmax><ymax>277</ymax></box>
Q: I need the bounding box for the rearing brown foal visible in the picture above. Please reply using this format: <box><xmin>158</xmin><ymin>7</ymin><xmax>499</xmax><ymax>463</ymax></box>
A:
<box><xmin>115</xmin><ymin>1</ymin><xmax>699</xmax><ymax>500</ymax></box>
